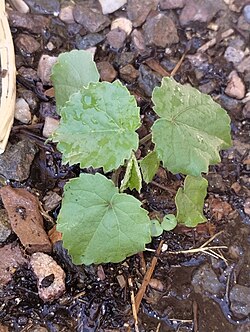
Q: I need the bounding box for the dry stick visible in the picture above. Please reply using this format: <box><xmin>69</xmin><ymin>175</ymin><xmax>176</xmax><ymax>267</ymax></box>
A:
<box><xmin>193</xmin><ymin>300</ymin><xmax>198</xmax><ymax>332</ymax></box>
<box><xmin>170</xmin><ymin>51</ymin><xmax>187</xmax><ymax>77</ymax></box>
<box><xmin>197</xmin><ymin>28</ymin><xmax>234</xmax><ymax>53</ymax></box>
<box><xmin>128</xmin><ymin>277</ymin><xmax>139</xmax><ymax>332</ymax></box>
<box><xmin>135</xmin><ymin>240</ymin><xmax>164</xmax><ymax>314</ymax></box>
<box><xmin>151</xmin><ymin>180</ymin><xmax>176</xmax><ymax>195</ymax></box>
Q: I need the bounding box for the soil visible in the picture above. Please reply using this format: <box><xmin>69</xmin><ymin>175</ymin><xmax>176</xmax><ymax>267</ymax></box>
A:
<box><xmin>0</xmin><ymin>0</ymin><xmax>250</xmax><ymax>331</ymax></box>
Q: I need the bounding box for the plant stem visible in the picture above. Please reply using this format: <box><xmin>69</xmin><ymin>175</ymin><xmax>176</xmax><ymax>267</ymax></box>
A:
<box><xmin>139</xmin><ymin>133</ymin><xmax>152</xmax><ymax>145</ymax></box>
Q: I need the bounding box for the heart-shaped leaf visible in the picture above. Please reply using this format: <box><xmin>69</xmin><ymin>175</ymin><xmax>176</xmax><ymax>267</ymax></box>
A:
<box><xmin>152</xmin><ymin>77</ymin><xmax>232</xmax><ymax>176</ymax></box>
<box><xmin>57</xmin><ymin>173</ymin><xmax>151</xmax><ymax>265</ymax></box>
<box><xmin>51</xmin><ymin>50</ymin><xmax>100</xmax><ymax>112</ymax></box>
<box><xmin>175</xmin><ymin>175</ymin><xmax>208</xmax><ymax>227</ymax></box>
<box><xmin>52</xmin><ymin>80</ymin><xmax>140</xmax><ymax>172</ymax></box>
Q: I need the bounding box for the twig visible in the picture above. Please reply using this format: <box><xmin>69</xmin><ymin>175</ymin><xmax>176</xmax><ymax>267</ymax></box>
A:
<box><xmin>135</xmin><ymin>240</ymin><xmax>164</xmax><ymax>313</ymax></box>
<box><xmin>139</xmin><ymin>133</ymin><xmax>152</xmax><ymax>146</ymax></box>
<box><xmin>156</xmin><ymin>323</ymin><xmax>161</xmax><ymax>332</ymax></box>
<box><xmin>170</xmin><ymin>51</ymin><xmax>187</xmax><ymax>77</ymax></box>
<box><xmin>193</xmin><ymin>300</ymin><xmax>198</xmax><ymax>332</ymax></box>
<box><xmin>128</xmin><ymin>277</ymin><xmax>139</xmax><ymax>332</ymax></box>
<box><xmin>151</xmin><ymin>180</ymin><xmax>176</xmax><ymax>195</ymax></box>
<box><xmin>138</xmin><ymin>252</ymin><xmax>146</xmax><ymax>275</ymax></box>
<box><xmin>145</xmin><ymin>59</ymin><xmax>170</xmax><ymax>77</ymax></box>
<box><xmin>197</xmin><ymin>28</ymin><xmax>234</xmax><ymax>53</ymax></box>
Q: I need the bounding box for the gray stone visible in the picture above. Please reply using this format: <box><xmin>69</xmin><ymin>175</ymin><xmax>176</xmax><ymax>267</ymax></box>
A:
<box><xmin>106</xmin><ymin>28</ymin><xmax>127</xmax><ymax>49</ymax></box>
<box><xmin>21</xmin><ymin>90</ymin><xmax>38</xmax><ymax>111</ymax></box>
<box><xmin>131</xmin><ymin>29</ymin><xmax>146</xmax><ymax>54</ymax></box>
<box><xmin>127</xmin><ymin>0</ymin><xmax>158</xmax><ymax>27</ymax></box>
<box><xmin>111</xmin><ymin>17</ymin><xmax>133</xmax><ymax>36</ymax></box>
<box><xmin>191</xmin><ymin>264</ymin><xmax>224</xmax><ymax>295</ymax></box>
<box><xmin>243</xmin><ymin>101</ymin><xmax>250</xmax><ymax>119</ymax></box>
<box><xmin>59</xmin><ymin>3</ymin><xmax>75</xmax><ymax>24</ymax></box>
<box><xmin>42</xmin><ymin>191</ymin><xmax>62</xmax><ymax>212</ymax></box>
<box><xmin>42</xmin><ymin>117</ymin><xmax>60</xmax><ymax>138</ymax></box>
<box><xmin>160</xmin><ymin>0</ymin><xmax>185</xmax><ymax>9</ymax></box>
<box><xmin>0</xmin><ymin>140</ymin><xmax>38</xmax><ymax>181</ymax></box>
<box><xmin>14</xmin><ymin>98</ymin><xmax>32</xmax><ymax>124</ymax></box>
<box><xmin>243</xmin><ymin>5</ymin><xmax>250</xmax><ymax>23</ymax></box>
<box><xmin>18</xmin><ymin>66</ymin><xmax>39</xmax><ymax>82</ymax></box>
<box><xmin>180</xmin><ymin>0</ymin><xmax>225</xmax><ymax>26</ymax></box>
<box><xmin>230</xmin><ymin>285</ymin><xmax>250</xmax><ymax>318</ymax></box>
<box><xmin>76</xmin><ymin>33</ymin><xmax>105</xmax><ymax>50</ymax></box>
<box><xmin>138</xmin><ymin>64</ymin><xmax>162</xmax><ymax>97</ymax></box>
<box><xmin>237</xmin><ymin>55</ymin><xmax>250</xmax><ymax>73</ymax></box>
<box><xmin>114</xmin><ymin>52</ymin><xmax>135</xmax><ymax>67</ymax></box>
<box><xmin>8</xmin><ymin>11</ymin><xmax>50</xmax><ymax>34</ymax></box>
<box><xmin>0</xmin><ymin>209</ymin><xmax>11</xmax><ymax>243</ymax></box>
<box><xmin>224</xmin><ymin>46</ymin><xmax>245</xmax><ymax>65</ymax></box>
<box><xmin>9</xmin><ymin>0</ymin><xmax>29</xmax><ymax>13</ymax></box>
<box><xmin>143</xmin><ymin>13</ymin><xmax>179</xmax><ymax>47</ymax></box>
<box><xmin>24</xmin><ymin>0</ymin><xmax>60</xmax><ymax>15</ymax></box>
<box><xmin>120</xmin><ymin>64</ymin><xmax>139</xmax><ymax>83</ymax></box>
<box><xmin>73</xmin><ymin>3</ymin><xmax>110</xmax><ymax>33</ymax></box>
<box><xmin>15</xmin><ymin>34</ymin><xmax>40</xmax><ymax>55</ymax></box>
<box><xmin>30</xmin><ymin>252</ymin><xmax>66</xmax><ymax>302</ymax></box>
<box><xmin>99</xmin><ymin>0</ymin><xmax>127</xmax><ymax>14</ymax></box>
<box><xmin>237</xmin><ymin>14</ymin><xmax>250</xmax><ymax>31</ymax></box>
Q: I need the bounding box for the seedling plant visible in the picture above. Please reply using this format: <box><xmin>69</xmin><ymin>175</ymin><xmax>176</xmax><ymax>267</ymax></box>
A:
<box><xmin>51</xmin><ymin>50</ymin><xmax>231</xmax><ymax>265</ymax></box>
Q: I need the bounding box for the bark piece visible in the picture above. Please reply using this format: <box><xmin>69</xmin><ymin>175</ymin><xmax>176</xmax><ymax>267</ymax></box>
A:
<box><xmin>0</xmin><ymin>186</ymin><xmax>52</xmax><ymax>253</ymax></box>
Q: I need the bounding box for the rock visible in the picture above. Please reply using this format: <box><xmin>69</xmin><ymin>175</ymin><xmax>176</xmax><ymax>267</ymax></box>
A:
<box><xmin>224</xmin><ymin>46</ymin><xmax>245</xmax><ymax>65</ymax></box>
<box><xmin>30</xmin><ymin>252</ymin><xmax>66</xmax><ymax>302</ymax></box>
<box><xmin>0</xmin><ymin>209</ymin><xmax>11</xmax><ymax>243</ymax></box>
<box><xmin>180</xmin><ymin>0</ymin><xmax>225</xmax><ymax>26</ymax></box>
<box><xmin>131</xmin><ymin>29</ymin><xmax>146</xmax><ymax>54</ymax></box>
<box><xmin>230</xmin><ymin>285</ymin><xmax>250</xmax><ymax>318</ymax></box>
<box><xmin>42</xmin><ymin>191</ymin><xmax>62</xmax><ymax>212</ymax></box>
<box><xmin>244</xmin><ymin>198</ymin><xmax>250</xmax><ymax>215</ymax></box>
<box><xmin>206</xmin><ymin>173</ymin><xmax>226</xmax><ymax>192</ymax></box>
<box><xmin>99</xmin><ymin>0</ymin><xmax>127</xmax><ymax>14</ymax></box>
<box><xmin>8</xmin><ymin>11</ymin><xmax>50</xmax><ymax>34</ymax></box>
<box><xmin>143</xmin><ymin>13</ymin><xmax>179</xmax><ymax>47</ymax></box>
<box><xmin>0</xmin><ymin>243</ymin><xmax>27</xmax><ymax>286</ymax></box>
<box><xmin>73</xmin><ymin>3</ymin><xmax>110</xmax><ymax>33</ymax></box>
<box><xmin>191</xmin><ymin>264</ymin><xmax>224</xmax><ymax>295</ymax></box>
<box><xmin>237</xmin><ymin>14</ymin><xmax>250</xmax><ymax>30</ymax></box>
<box><xmin>243</xmin><ymin>4</ymin><xmax>250</xmax><ymax>23</ymax></box>
<box><xmin>243</xmin><ymin>101</ymin><xmax>250</xmax><ymax>119</ymax></box>
<box><xmin>14</xmin><ymin>98</ymin><xmax>31</xmax><ymax>124</ymax></box>
<box><xmin>24</xmin><ymin>0</ymin><xmax>60</xmax><ymax>15</ymax></box>
<box><xmin>96</xmin><ymin>61</ymin><xmax>117</xmax><ymax>82</ymax></box>
<box><xmin>114</xmin><ymin>52</ymin><xmax>135</xmax><ymax>67</ymax></box>
<box><xmin>0</xmin><ymin>324</ymin><xmax>9</xmax><ymax>332</ymax></box>
<box><xmin>127</xmin><ymin>0</ymin><xmax>158</xmax><ymax>27</ymax></box>
<box><xmin>0</xmin><ymin>140</ymin><xmax>38</xmax><ymax>181</ymax></box>
<box><xmin>9</xmin><ymin>0</ymin><xmax>29</xmax><ymax>13</ymax></box>
<box><xmin>15</xmin><ymin>34</ymin><xmax>40</xmax><ymax>55</ymax></box>
<box><xmin>0</xmin><ymin>186</ymin><xmax>52</xmax><ymax>254</ymax></box>
<box><xmin>138</xmin><ymin>64</ymin><xmax>162</xmax><ymax>96</ymax></box>
<box><xmin>18</xmin><ymin>66</ymin><xmax>39</xmax><ymax>82</ymax></box>
<box><xmin>111</xmin><ymin>18</ymin><xmax>133</xmax><ymax>36</ymax></box>
<box><xmin>106</xmin><ymin>28</ymin><xmax>127</xmax><ymax>49</ymax></box>
<box><xmin>37</xmin><ymin>55</ymin><xmax>58</xmax><ymax>86</ymax></box>
<box><xmin>160</xmin><ymin>0</ymin><xmax>185</xmax><ymax>9</ymax></box>
<box><xmin>59</xmin><ymin>3</ymin><xmax>75</xmax><ymax>24</ymax></box>
<box><xmin>225</xmin><ymin>71</ymin><xmax>245</xmax><ymax>99</ymax></box>
<box><xmin>217</xmin><ymin>94</ymin><xmax>242</xmax><ymax>117</ymax></box>
<box><xmin>42</xmin><ymin>117</ymin><xmax>60</xmax><ymax>138</ymax></box>
<box><xmin>76</xmin><ymin>33</ymin><xmax>105</xmax><ymax>50</ymax></box>
<box><xmin>120</xmin><ymin>64</ymin><xmax>139</xmax><ymax>83</ymax></box>
<box><xmin>199</xmin><ymin>81</ymin><xmax>216</xmax><ymax>94</ymax></box>
<box><xmin>149</xmin><ymin>278</ymin><xmax>164</xmax><ymax>291</ymax></box>
<box><xmin>21</xmin><ymin>90</ymin><xmax>38</xmax><ymax>111</ymax></box>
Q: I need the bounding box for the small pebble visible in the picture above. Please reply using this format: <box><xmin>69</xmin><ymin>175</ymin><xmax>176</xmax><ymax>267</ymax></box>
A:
<box><xmin>224</xmin><ymin>46</ymin><xmax>245</xmax><ymax>65</ymax></box>
<box><xmin>243</xmin><ymin>5</ymin><xmax>250</xmax><ymax>23</ymax></box>
<box><xmin>96</xmin><ymin>61</ymin><xmax>117</xmax><ymax>82</ymax></box>
<box><xmin>225</xmin><ymin>71</ymin><xmax>245</xmax><ymax>99</ymax></box>
<box><xmin>59</xmin><ymin>4</ymin><xmax>75</xmax><ymax>24</ymax></box>
<box><xmin>9</xmin><ymin>0</ymin><xmax>29</xmax><ymax>13</ymax></box>
<box><xmin>37</xmin><ymin>55</ymin><xmax>58</xmax><ymax>86</ymax></box>
<box><xmin>244</xmin><ymin>198</ymin><xmax>250</xmax><ymax>215</ymax></box>
<box><xmin>111</xmin><ymin>18</ymin><xmax>133</xmax><ymax>36</ymax></box>
<box><xmin>106</xmin><ymin>28</ymin><xmax>127</xmax><ymax>49</ymax></box>
<box><xmin>43</xmin><ymin>117</ymin><xmax>60</xmax><ymax>138</ymax></box>
<box><xmin>15</xmin><ymin>98</ymin><xmax>32</xmax><ymax>124</ymax></box>
<box><xmin>149</xmin><ymin>278</ymin><xmax>164</xmax><ymax>291</ymax></box>
<box><xmin>99</xmin><ymin>0</ymin><xmax>127</xmax><ymax>14</ymax></box>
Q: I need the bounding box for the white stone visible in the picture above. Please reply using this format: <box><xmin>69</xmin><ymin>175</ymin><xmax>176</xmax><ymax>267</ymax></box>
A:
<box><xmin>43</xmin><ymin>117</ymin><xmax>60</xmax><ymax>138</ymax></box>
<box><xmin>99</xmin><ymin>0</ymin><xmax>127</xmax><ymax>14</ymax></box>
<box><xmin>37</xmin><ymin>55</ymin><xmax>58</xmax><ymax>86</ymax></box>
<box><xmin>224</xmin><ymin>46</ymin><xmax>245</xmax><ymax>65</ymax></box>
<box><xmin>111</xmin><ymin>17</ymin><xmax>133</xmax><ymax>36</ymax></box>
<box><xmin>14</xmin><ymin>98</ymin><xmax>31</xmax><ymax>124</ymax></box>
<box><xmin>225</xmin><ymin>70</ymin><xmax>245</xmax><ymax>99</ymax></box>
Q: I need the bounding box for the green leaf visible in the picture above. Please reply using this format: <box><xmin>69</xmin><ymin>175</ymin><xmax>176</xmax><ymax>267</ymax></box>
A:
<box><xmin>175</xmin><ymin>175</ymin><xmax>208</xmax><ymax>227</ymax></box>
<box><xmin>51</xmin><ymin>50</ymin><xmax>100</xmax><ymax>113</ymax></box>
<box><xmin>57</xmin><ymin>173</ymin><xmax>151</xmax><ymax>265</ymax></box>
<box><xmin>52</xmin><ymin>80</ymin><xmax>140</xmax><ymax>172</ymax></box>
<box><xmin>152</xmin><ymin>77</ymin><xmax>232</xmax><ymax>176</ymax></box>
<box><xmin>120</xmin><ymin>152</ymin><xmax>142</xmax><ymax>192</ymax></box>
<box><xmin>161</xmin><ymin>214</ymin><xmax>177</xmax><ymax>231</ymax></box>
<box><xmin>150</xmin><ymin>219</ymin><xmax>163</xmax><ymax>237</ymax></box>
<box><xmin>140</xmin><ymin>151</ymin><xmax>160</xmax><ymax>183</ymax></box>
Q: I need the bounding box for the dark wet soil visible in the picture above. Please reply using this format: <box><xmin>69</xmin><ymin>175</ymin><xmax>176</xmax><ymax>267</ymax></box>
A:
<box><xmin>1</xmin><ymin>0</ymin><xmax>250</xmax><ymax>331</ymax></box>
